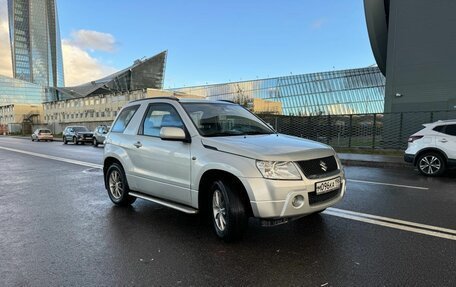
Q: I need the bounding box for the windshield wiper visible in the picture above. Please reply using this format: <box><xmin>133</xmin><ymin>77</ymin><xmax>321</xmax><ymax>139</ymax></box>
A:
<box><xmin>242</xmin><ymin>131</ymin><xmax>273</xmax><ymax>135</ymax></box>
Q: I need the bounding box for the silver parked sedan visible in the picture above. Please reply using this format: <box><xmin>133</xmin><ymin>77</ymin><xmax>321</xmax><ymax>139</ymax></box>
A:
<box><xmin>31</xmin><ymin>128</ymin><xmax>54</xmax><ymax>142</ymax></box>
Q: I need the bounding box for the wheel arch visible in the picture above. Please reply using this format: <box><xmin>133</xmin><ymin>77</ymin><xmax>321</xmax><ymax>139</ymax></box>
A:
<box><xmin>103</xmin><ymin>156</ymin><xmax>124</xmax><ymax>190</ymax></box>
<box><xmin>414</xmin><ymin>148</ymin><xmax>448</xmax><ymax>166</ymax></box>
<box><xmin>198</xmin><ymin>169</ymin><xmax>253</xmax><ymax>217</ymax></box>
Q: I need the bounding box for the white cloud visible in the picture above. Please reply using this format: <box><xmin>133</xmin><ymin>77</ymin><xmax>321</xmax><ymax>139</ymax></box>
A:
<box><xmin>66</xmin><ymin>29</ymin><xmax>116</xmax><ymax>52</ymax></box>
<box><xmin>61</xmin><ymin>29</ymin><xmax>118</xmax><ymax>86</ymax></box>
<box><xmin>62</xmin><ymin>40</ymin><xmax>117</xmax><ymax>86</ymax></box>
<box><xmin>0</xmin><ymin>0</ymin><xmax>12</xmax><ymax>77</ymax></box>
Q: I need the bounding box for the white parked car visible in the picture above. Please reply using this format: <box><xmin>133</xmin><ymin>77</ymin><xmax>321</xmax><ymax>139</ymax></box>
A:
<box><xmin>31</xmin><ymin>128</ymin><xmax>53</xmax><ymax>142</ymax></box>
<box><xmin>103</xmin><ymin>97</ymin><xmax>346</xmax><ymax>241</ymax></box>
<box><xmin>405</xmin><ymin>119</ymin><xmax>456</xmax><ymax>176</ymax></box>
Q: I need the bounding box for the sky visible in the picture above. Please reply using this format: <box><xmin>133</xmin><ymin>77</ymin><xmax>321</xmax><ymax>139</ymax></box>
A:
<box><xmin>0</xmin><ymin>0</ymin><xmax>375</xmax><ymax>88</ymax></box>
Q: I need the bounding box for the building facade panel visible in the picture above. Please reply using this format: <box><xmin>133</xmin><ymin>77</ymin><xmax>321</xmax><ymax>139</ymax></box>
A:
<box><xmin>0</xmin><ymin>75</ymin><xmax>49</xmax><ymax>105</ymax></box>
<box><xmin>8</xmin><ymin>0</ymin><xmax>65</xmax><ymax>88</ymax></box>
<box><xmin>174</xmin><ymin>67</ymin><xmax>385</xmax><ymax>115</ymax></box>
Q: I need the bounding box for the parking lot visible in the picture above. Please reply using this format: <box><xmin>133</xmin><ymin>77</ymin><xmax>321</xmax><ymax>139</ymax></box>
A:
<box><xmin>0</xmin><ymin>137</ymin><xmax>455</xmax><ymax>286</ymax></box>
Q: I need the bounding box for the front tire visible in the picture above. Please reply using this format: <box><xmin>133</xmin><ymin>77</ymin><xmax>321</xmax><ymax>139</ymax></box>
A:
<box><xmin>93</xmin><ymin>138</ymin><xmax>98</xmax><ymax>147</ymax></box>
<box><xmin>63</xmin><ymin>137</ymin><xmax>67</xmax><ymax>144</ymax></box>
<box><xmin>417</xmin><ymin>152</ymin><xmax>446</xmax><ymax>176</ymax></box>
<box><xmin>106</xmin><ymin>163</ymin><xmax>136</xmax><ymax>206</ymax></box>
<box><xmin>73</xmin><ymin>136</ymin><xmax>78</xmax><ymax>145</ymax></box>
<box><xmin>209</xmin><ymin>179</ymin><xmax>247</xmax><ymax>242</ymax></box>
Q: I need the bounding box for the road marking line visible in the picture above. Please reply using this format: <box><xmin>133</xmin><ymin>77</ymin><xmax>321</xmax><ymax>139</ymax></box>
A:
<box><xmin>347</xmin><ymin>179</ymin><xmax>429</xmax><ymax>190</ymax></box>
<box><xmin>3</xmin><ymin>145</ymin><xmax>454</xmax><ymax>240</ymax></box>
<box><xmin>0</xmin><ymin>146</ymin><xmax>103</xmax><ymax>169</ymax></box>
<box><xmin>324</xmin><ymin>208</ymin><xmax>456</xmax><ymax>241</ymax></box>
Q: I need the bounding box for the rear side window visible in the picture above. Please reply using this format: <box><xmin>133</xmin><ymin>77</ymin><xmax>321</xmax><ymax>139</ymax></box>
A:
<box><xmin>433</xmin><ymin>125</ymin><xmax>445</xmax><ymax>133</ymax></box>
<box><xmin>111</xmin><ymin>105</ymin><xmax>140</xmax><ymax>133</ymax></box>
<box><xmin>444</xmin><ymin>124</ymin><xmax>456</xmax><ymax>136</ymax></box>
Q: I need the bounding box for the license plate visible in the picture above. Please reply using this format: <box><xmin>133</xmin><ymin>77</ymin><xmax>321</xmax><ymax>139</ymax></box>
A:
<box><xmin>315</xmin><ymin>177</ymin><xmax>341</xmax><ymax>195</ymax></box>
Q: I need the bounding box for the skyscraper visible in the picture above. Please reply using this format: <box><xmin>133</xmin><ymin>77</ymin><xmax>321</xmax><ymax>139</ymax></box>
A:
<box><xmin>8</xmin><ymin>0</ymin><xmax>64</xmax><ymax>88</ymax></box>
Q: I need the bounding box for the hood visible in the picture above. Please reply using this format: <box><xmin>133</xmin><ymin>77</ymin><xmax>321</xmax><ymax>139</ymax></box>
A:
<box><xmin>201</xmin><ymin>134</ymin><xmax>335</xmax><ymax>161</ymax></box>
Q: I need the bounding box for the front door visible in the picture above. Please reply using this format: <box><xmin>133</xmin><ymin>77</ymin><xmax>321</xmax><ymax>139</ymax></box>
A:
<box><xmin>128</xmin><ymin>103</ymin><xmax>192</xmax><ymax>205</ymax></box>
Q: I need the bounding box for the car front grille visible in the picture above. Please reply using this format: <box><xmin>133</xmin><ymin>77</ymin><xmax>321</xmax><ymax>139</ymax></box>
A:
<box><xmin>308</xmin><ymin>187</ymin><xmax>342</xmax><ymax>206</ymax></box>
<box><xmin>296</xmin><ymin>156</ymin><xmax>338</xmax><ymax>178</ymax></box>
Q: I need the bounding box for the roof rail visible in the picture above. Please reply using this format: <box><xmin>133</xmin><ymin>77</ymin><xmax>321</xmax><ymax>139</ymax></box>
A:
<box><xmin>130</xmin><ymin>96</ymin><xmax>180</xmax><ymax>103</ymax></box>
<box><xmin>218</xmin><ymin>100</ymin><xmax>236</xmax><ymax>104</ymax></box>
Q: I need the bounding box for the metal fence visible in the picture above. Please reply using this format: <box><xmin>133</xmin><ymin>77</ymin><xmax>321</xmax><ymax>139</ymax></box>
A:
<box><xmin>259</xmin><ymin>110</ymin><xmax>456</xmax><ymax>149</ymax></box>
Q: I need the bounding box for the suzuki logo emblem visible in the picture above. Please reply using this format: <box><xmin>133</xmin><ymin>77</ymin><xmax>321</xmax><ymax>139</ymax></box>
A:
<box><xmin>320</xmin><ymin>161</ymin><xmax>327</xmax><ymax>172</ymax></box>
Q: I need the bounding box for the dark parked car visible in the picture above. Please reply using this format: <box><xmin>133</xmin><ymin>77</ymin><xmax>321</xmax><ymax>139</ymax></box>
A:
<box><xmin>63</xmin><ymin>126</ymin><xmax>94</xmax><ymax>145</ymax></box>
<box><xmin>93</xmin><ymin>125</ymin><xmax>110</xmax><ymax>147</ymax></box>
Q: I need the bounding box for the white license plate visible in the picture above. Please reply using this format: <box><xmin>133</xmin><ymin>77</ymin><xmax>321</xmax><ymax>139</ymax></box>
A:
<box><xmin>315</xmin><ymin>177</ymin><xmax>341</xmax><ymax>195</ymax></box>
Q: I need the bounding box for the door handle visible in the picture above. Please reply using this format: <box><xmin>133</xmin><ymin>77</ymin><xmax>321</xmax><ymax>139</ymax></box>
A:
<box><xmin>440</xmin><ymin>139</ymin><xmax>448</xmax><ymax>143</ymax></box>
<box><xmin>133</xmin><ymin>141</ymin><xmax>142</xmax><ymax>148</ymax></box>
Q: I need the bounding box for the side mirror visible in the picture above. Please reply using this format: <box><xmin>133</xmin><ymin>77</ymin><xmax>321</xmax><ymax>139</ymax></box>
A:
<box><xmin>160</xmin><ymin>127</ymin><xmax>187</xmax><ymax>142</ymax></box>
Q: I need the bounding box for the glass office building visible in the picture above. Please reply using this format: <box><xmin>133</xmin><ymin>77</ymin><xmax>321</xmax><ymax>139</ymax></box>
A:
<box><xmin>175</xmin><ymin>67</ymin><xmax>385</xmax><ymax>115</ymax></box>
<box><xmin>0</xmin><ymin>75</ymin><xmax>50</xmax><ymax>105</ymax></box>
<box><xmin>8</xmin><ymin>0</ymin><xmax>65</xmax><ymax>88</ymax></box>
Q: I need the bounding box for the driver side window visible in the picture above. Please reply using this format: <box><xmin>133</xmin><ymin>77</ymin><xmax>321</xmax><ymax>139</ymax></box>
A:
<box><xmin>142</xmin><ymin>103</ymin><xmax>184</xmax><ymax>137</ymax></box>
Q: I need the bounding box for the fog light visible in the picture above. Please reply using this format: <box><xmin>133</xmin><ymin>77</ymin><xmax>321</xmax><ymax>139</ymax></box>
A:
<box><xmin>291</xmin><ymin>195</ymin><xmax>304</xmax><ymax>208</ymax></box>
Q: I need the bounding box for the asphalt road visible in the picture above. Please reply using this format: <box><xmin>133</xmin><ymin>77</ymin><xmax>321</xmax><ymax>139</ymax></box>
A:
<box><xmin>0</xmin><ymin>137</ymin><xmax>455</xmax><ymax>286</ymax></box>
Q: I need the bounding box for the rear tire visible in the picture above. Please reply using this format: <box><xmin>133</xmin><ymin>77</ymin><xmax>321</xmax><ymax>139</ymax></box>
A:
<box><xmin>417</xmin><ymin>152</ymin><xmax>446</xmax><ymax>176</ymax></box>
<box><xmin>105</xmin><ymin>163</ymin><xmax>136</xmax><ymax>206</ymax></box>
<box><xmin>209</xmin><ymin>179</ymin><xmax>247</xmax><ymax>242</ymax></box>
<box><xmin>31</xmin><ymin>137</ymin><xmax>34</xmax><ymax>142</ymax></box>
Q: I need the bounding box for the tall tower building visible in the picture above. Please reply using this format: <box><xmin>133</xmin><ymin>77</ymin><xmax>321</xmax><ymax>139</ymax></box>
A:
<box><xmin>8</xmin><ymin>0</ymin><xmax>64</xmax><ymax>88</ymax></box>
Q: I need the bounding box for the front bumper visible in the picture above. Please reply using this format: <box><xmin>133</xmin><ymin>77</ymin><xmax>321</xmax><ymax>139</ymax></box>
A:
<box><xmin>77</xmin><ymin>136</ymin><xmax>94</xmax><ymax>142</ymax></box>
<box><xmin>404</xmin><ymin>153</ymin><xmax>414</xmax><ymax>163</ymax></box>
<box><xmin>241</xmin><ymin>172</ymin><xmax>346</xmax><ymax>219</ymax></box>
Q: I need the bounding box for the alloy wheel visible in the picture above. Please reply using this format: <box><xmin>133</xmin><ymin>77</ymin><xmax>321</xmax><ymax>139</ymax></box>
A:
<box><xmin>212</xmin><ymin>189</ymin><xmax>227</xmax><ymax>232</ymax></box>
<box><xmin>109</xmin><ymin>170</ymin><xmax>123</xmax><ymax>199</ymax></box>
<box><xmin>419</xmin><ymin>155</ymin><xmax>441</xmax><ymax>175</ymax></box>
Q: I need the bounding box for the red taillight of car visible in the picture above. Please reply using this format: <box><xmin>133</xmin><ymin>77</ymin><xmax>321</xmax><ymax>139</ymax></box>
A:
<box><xmin>408</xmin><ymin>135</ymin><xmax>423</xmax><ymax>143</ymax></box>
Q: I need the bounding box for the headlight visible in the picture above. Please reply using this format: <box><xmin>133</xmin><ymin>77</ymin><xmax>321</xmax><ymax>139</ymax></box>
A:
<box><xmin>256</xmin><ymin>161</ymin><xmax>302</xmax><ymax>180</ymax></box>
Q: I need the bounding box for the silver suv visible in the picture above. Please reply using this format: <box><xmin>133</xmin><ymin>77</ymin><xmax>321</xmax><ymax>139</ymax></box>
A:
<box><xmin>103</xmin><ymin>97</ymin><xmax>346</xmax><ymax>241</ymax></box>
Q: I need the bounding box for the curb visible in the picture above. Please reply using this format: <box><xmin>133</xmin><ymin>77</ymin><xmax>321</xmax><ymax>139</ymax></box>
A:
<box><xmin>340</xmin><ymin>159</ymin><xmax>412</xmax><ymax>169</ymax></box>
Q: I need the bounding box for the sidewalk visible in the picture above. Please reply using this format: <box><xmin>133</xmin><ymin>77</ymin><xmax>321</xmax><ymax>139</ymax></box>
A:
<box><xmin>338</xmin><ymin>153</ymin><xmax>410</xmax><ymax>169</ymax></box>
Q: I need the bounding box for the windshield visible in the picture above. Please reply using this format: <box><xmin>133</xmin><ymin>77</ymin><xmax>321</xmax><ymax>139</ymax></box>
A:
<box><xmin>73</xmin><ymin>127</ymin><xmax>89</xmax><ymax>132</ymax></box>
<box><xmin>182</xmin><ymin>103</ymin><xmax>274</xmax><ymax>137</ymax></box>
